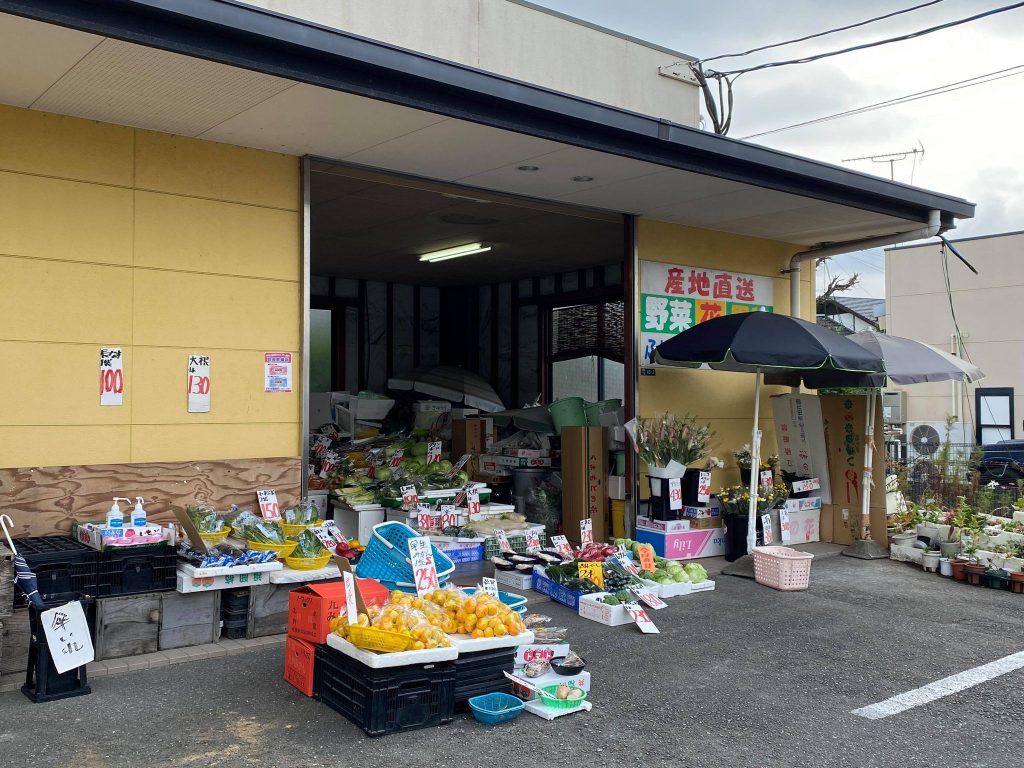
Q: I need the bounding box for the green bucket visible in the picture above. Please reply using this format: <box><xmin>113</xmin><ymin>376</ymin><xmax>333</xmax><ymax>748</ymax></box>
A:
<box><xmin>612</xmin><ymin>450</ymin><xmax>626</xmax><ymax>476</ymax></box>
<box><xmin>547</xmin><ymin>397</ymin><xmax>587</xmax><ymax>432</ymax></box>
<box><xmin>585</xmin><ymin>398</ymin><xmax>622</xmax><ymax>426</ymax></box>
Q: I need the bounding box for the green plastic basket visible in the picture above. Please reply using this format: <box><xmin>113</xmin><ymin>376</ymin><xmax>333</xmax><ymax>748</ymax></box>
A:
<box><xmin>483</xmin><ymin>531</ymin><xmax>548</xmax><ymax>559</ymax></box>
<box><xmin>539</xmin><ymin>684</ymin><xmax>588</xmax><ymax>709</ymax></box>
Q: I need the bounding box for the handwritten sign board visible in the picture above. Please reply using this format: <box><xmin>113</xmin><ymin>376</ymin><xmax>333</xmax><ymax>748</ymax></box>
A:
<box><xmin>577</xmin><ymin>561</ymin><xmax>604</xmax><ymax>589</ymax></box>
<box><xmin>551</xmin><ymin>535</ymin><xmax>573</xmax><ymax>560</ymax></box>
<box><xmin>579</xmin><ymin>518</ymin><xmax>594</xmax><ymax>546</ymax></box>
<box><xmin>257</xmin><ymin>489</ymin><xmax>280</xmax><ymax>521</ymax></box>
<box><xmin>495</xmin><ymin>529</ymin><xmax>514</xmax><ymax>554</ymax></box>
<box><xmin>42</xmin><ymin>600</ymin><xmax>95</xmax><ymax>673</ymax></box>
<box><xmin>697</xmin><ymin>471</ymin><xmax>712</xmax><ymax>503</ymax></box>
<box><xmin>99</xmin><ymin>347</ymin><xmax>124</xmax><ymax>406</ymax></box>
<box><xmin>625</xmin><ymin>602</ymin><xmax>660</xmax><ymax>633</ymax></box>
<box><xmin>186</xmin><ymin>353</ymin><xmax>211</xmax><ymax>413</ymax></box>
<box><xmin>409</xmin><ymin>536</ymin><xmax>440</xmax><ymax>596</ymax></box>
<box><xmin>668</xmin><ymin>477</ymin><xmax>683</xmax><ymax>510</ymax></box>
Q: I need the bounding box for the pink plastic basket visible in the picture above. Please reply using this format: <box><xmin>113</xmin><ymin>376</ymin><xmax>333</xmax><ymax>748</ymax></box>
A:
<box><xmin>752</xmin><ymin>546</ymin><xmax>814</xmax><ymax>591</ymax></box>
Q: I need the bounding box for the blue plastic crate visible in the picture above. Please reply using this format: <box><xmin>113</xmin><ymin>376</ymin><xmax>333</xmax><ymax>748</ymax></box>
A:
<box><xmin>458</xmin><ymin>587</ymin><xmax>527</xmax><ymax>614</ymax></box>
<box><xmin>530</xmin><ymin>569</ymin><xmax>584</xmax><ymax>610</ymax></box>
<box><xmin>438</xmin><ymin>544</ymin><xmax>484</xmax><ymax>564</ymax></box>
<box><xmin>468</xmin><ymin>692</ymin><xmax>525</xmax><ymax>725</ymax></box>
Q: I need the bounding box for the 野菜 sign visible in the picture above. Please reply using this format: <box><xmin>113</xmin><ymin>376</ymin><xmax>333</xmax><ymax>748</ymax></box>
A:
<box><xmin>639</xmin><ymin>261</ymin><xmax>774</xmax><ymax>365</ymax></box>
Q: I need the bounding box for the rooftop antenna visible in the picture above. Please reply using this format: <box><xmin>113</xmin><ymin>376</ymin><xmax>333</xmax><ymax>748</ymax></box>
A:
<box><xmin>843</xmin><ymin>142</ymin><xmax>924</xmax><ymax>181</ymax></box>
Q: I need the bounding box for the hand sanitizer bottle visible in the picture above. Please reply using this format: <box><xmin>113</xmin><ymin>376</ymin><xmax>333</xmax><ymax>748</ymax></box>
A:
<box><xmin>132</xmin><ymin>497</ymin><xmax>147</xmax><ymax>527</ymax></box>
<box><xmin>107</xmin><ymin>498</ymin><xmax>130</xmax><ymax>530</ymax></box>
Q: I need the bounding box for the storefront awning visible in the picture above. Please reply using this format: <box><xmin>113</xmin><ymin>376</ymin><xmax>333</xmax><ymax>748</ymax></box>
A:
<box><xmin>0</xmin><ymin>0</ymin><xmax>974</xmax><ymax>244</ymax></box>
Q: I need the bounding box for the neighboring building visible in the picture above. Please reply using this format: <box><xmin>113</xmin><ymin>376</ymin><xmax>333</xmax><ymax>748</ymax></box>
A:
<box><xmin>0</xmin><ymin>0</ymin><xmax>973</xmax><ymax>536</ymax></box>
<box><xmin>886</xmin><ymin>231</ymin><xmax>1024</xmax><ymax>445</ymax></box>
<box><xmin>816</xmin><ymin>295</ymin><xmax>884</xmax><ymax>335</ymax></box>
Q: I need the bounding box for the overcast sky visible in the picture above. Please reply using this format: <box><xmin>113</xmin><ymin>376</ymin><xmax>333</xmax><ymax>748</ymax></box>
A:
<box><xmin>534</xmin><ymin>0</ymin><xmax>1024</xmax><ymax>300</ymax></box>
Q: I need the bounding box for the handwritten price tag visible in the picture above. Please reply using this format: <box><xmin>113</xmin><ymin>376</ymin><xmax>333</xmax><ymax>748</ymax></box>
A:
<box><xmin>439</xmin><ymin>505</ymin><xmax>459</xmax><ymax>529</ymax></box>
<box><xmin>760</xmin><ymin>470</ymin><xmax>774</xmax><ymax>489</ymax></box>
<box><xmin>186</xmin><ymin>353</ymin><xmax>211</xmax><ymax>413</ymax></box>
<box><xmin>409</xmin><ymin>536</ymin><xmax>440</xmax><ymax>596</ymax></box>
<box><xmin>668</xmin><ymin>477</ymin><xmax>683</xmax><ymax>510</ymax></box>
<box><xmin>551</xmin><ymin>535</ymin><xmax>573</xmax><ymax>560</ymax></box>
<box><xmin>447</xmin><ymin>454</ymin><xmax>471</xmax><ymax>478</ymax></box>
<box><xmin>312</xmin><ymin>435</ymin><xmax>331</xmax><ymax>457</ymax></box>
<box><xmin>628</xmin><ymin>584</ymin><xmax>667</xmax><ymax>610</ymax></box>
<box><xmin>99</xmin><ymin>347</ymin><xmax>124</xmax><ymax>406</ymax></box>
<box><xmin>343</xmin><ymin>571</ymin><xmax>359</xmax><ymax>624</ymax></box>
<box><xmin>525</xmin><ymin>529</ymin><xmax>541</xmax><ymax>552</ymax></box>
<box><xmin>256</xmin><ymin>489</ymin><xmax>280</xmax><ymax>521</ymax></box>
<box><xmin>577</xmin><ymin>561</ymin><xmax>604</xmax><ymax>589</ymax></box>
<box><xmin>637</xmin><ymin>543</ymin><xmax>657</xmax><ymax>572</ymax></box>
<box><xmin>313</xmin><ymin>522</ymin><xmax>346</xmax><ymax>550</ymax></box>
<box><xmin>617</xmin><ymin>554</ymin><xmax>641</xmax><ymax>576</ymax></box>
<box><xmin>779</xmin><ymin>509</ymin><xmax>792</xmax><ymax>543</ymax></box>
<box><xmin>467</xmin><ymin>490</ymin><xmax>481</xmax><ymax>520</ymax></box>
<box><xmin>401</xmin><ymin>484</ymin><xmax>419</xmax><ymax>510</ymax></box>
<box><xmin>697</xmin><ymin>471</ymin><xmax>712</xmax><ymax>503</ymax></box>
<box><xmin>580</xmin><ymin>518</ymin><xmax>594</xmax><ymax>545</ymax></box>
<box><xmin>495</xmin><ymin>529</ymin><xmax>514</xmax><ymax>554</ymax></box>
<box><xmin>417</xmin><ymin>508</ymin><xmax>434</xmax><ymax>531</ymax></box>
<box><xmin>389</xmin><ymin>449</ymin><xmax>405</xmax><ymax>468</ymax></box>
<box><xmin>481</xmin><ymin>577</ymin><xmax>499</xmax><ymax>598</ymax></box>
<box><xmin>791</xmin><ymin>477</ymin><xmax>821</xmax><ymax>493</ymax></box>
<box><xmin>426</xmin><ymin>441</ymin><xmax>442</xmax><ymax>464</ymax></box>
<box><xmin>762</xmin><ymin>513</ymin><xmax>774</xmax><ymax>544</ymax></box>
<box><xmin>625</xmin><ymin>602</ymin><xmax>660</xmax><ymax>633</ymax></box>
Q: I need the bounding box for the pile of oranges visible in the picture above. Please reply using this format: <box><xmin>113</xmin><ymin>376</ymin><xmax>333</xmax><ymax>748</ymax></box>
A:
<box><xmin>330</xmin><ymin>603</ymin><xmax>451</xmax><ymax>650</ymax></box>
<box><xmin>388</xmin><ymin>588</ymin><xmax>526</xmax><ymax>639</ymax></box>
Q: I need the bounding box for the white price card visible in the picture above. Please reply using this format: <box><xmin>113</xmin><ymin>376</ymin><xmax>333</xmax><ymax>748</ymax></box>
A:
<box><xmin>625</xmin><ymin>602</ymin><xmax>660</xmax><ymax>633</ymax></box>
<box><xmin>409</xmin><ymin>535</ymin><xmax>440</xmax><ymax>596</ymax></box>
<box><xmin>525</xmin><ymin>529</ymin><xmax>541</xmax><ymax>552</ymax></box>
<box><xmin>760</xmin><ymin>470</ymin><xmax>774</xmax><ymax>489</ymax></box>
<box><xmin>416</xmin><ymin>506</ymin><xmax>434</xmax><ymax>531</ymax></box>
<box><xmin>668</xmin><ymin>477</ymin><xmax>683</xmax><ymax>510</ymax></box>
<box><xmin>313</xmin><ymin>522</ymin><xmax>346</xmax><ymax>550</ymax></box>
<box><xmin>466</xmin><ymin>490</ymin><xmax>481</xmax><ymax>519</ymax></box>
<box><xmin>264</xmin><ymin>352</ymin><xmax>292</xmax><ymax>393</ymax></box>
<box><xmin>439</xmin><ymin>505</ymin><xmax>459</xmax><ymax>529</ymax></box>
<box><xmin>312</xmin><ymin>435</ymin><xmax>331</xmax><ymax>457</ymax></box>
<box><xmin>791</xmin><ymin>477</ymin><xmax>821</xmax><ymax>493</ymax></box>
<box><xmin>482</xmin><ymin>577</ymin><xmax>499</xmax><ymax>598</ymax></box>
<box><xmin>697</xmin><ymin>471</ymin><xmax>712</xmax><ymax>503</ymax></box>
<box><xmin>256</xmin><ymin>489</ymin><xmax>280</xmax><ymax>521</ymax></box>
<box><xmin>628</xmin><ymin>584</ymin><xmax>667</xmax><ymax>610</ymax></box>
<box><xmin>99</xmin><ymin>347</ymin><xmax>124</xmax><ymax>406</ymax></box>
<box><xmin>617</xmin><ymin>554</ymin><xmax>641</xmax><ymax>576</ymax></box>
<box><xmin>762</xmin><ymin>513</ymin><xmax>774</xmax><ymax>544</ymax></box>
<box><xmin>186</xmin><ymin>353</ymin><xmax>211</xmax><ymax>413</ymax></box>
<box><xmin>389</xmin><ymin>449</ymin><xmax>405</xmax><ymax>468</ymax></box>
<box><xmin>319</xmin><ymin>451</ymin><xmax>340</xmax><ymax>479</ymax></box>
<box><xmin>343</xmin><ymin>571</ymin><xmax>359</xmax><ymax>624</ymax></box>
<box><xmin>448</xmin><ymin>454</ymin><xmax>472</xmax><ymax>478</ymax></box>
<box><xmin>426</xmin><ymin>441</ymin><xmax>442</xmax><ymax>464</ymax></box>
<box><xmin>42</xmin><ymin>600</ymin><xmax>95</xmax><ymax>673</ymax></box>
<box><xmin>779</xmin><ymin>509</ymin><xmax>792</xmax><ymax>543</ymax></box>
<box><xmin>495</xmin><ymin>529</ymin><xmax>514</xmax><ymax>554</ymax></box>
<box><xmin>580</xmin><ymin>518</ymin><xmax>594</xmax><ymax>545</ymax></box>
<box><xmin>401</xmin><ymin>484</ymin><xmax>419</xmax><ymax>509</ymax></box>
<box><xmin>551</xmin><ymin>535</ymin><xmax>574</xmax><ymax>560</ymax></box>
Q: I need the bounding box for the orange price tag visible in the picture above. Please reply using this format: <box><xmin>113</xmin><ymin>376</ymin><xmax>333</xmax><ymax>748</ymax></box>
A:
<box><xmin>637</xmin><ymin>543</ymin><xmax>657</xmax><ymax>572</ymax></box>
<box><xmin>577</xmin><ymin>561</ymin><xmax>604</xmax><ymax>589</ymax></box>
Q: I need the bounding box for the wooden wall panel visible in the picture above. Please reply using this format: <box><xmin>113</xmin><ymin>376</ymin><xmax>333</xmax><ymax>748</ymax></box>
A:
<box><xmin>0</xmin><ymin>457</ymin><xmax>301</xmax><ymax>538</ymax></box>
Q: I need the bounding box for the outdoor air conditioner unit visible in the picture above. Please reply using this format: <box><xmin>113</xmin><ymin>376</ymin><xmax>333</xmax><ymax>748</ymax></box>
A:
<box><xmin>882</xmin><ymin>390</ymin><xmax>907</xmax><ymax>425</ymax></box>
<box><xmin>904</xmin><ymin>421</ymin><xmax>970</xmax><ymax>464</ymax></box>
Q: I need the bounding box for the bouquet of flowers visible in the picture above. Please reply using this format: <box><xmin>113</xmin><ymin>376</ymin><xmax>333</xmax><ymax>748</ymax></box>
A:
<box><xmin>733</xmin><ymin>444</ymin><xmax>779</xmax><ymax>471</ymax></box>
<box><xmin>630</xmin><ymin>413</ymin><xmax>715</xmax><ymax>471</ymax></box>
<box><xmin>718</xmin><ymin>482</ymin><xmax>789</xmax><ymax>516</ymax></box>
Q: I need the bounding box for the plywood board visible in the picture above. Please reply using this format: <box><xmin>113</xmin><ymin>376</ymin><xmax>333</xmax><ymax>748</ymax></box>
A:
<box><xmin>159</xmin><ymin>591</ymin><xmax>219</xmax><ymax>650</ymax></box>
<box><xmin>96</xmin><ymin>594</ymin><xmax>161</xmax><ymax>660</ymax></box>
<box><xmin>0</xmin><ymin>457</ymin><xmax>301</xmax><ymax>538</ymax></box>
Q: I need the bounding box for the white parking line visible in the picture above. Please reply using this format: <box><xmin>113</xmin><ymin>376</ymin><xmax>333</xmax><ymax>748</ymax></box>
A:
<box><xmin>852</xmin><ymin>650</ymin><xmax>1024</xmax><ymax>720</ymax></box>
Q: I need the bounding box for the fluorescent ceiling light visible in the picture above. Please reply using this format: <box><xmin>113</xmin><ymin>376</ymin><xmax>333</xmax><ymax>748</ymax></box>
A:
<box><xmin>419</xmin><ymin>243</ymin><xmax>492</xmax><ymax>262</ymax></box>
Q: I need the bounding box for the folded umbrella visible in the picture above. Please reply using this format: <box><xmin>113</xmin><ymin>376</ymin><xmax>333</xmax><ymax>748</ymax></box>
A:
<box><xmin>1</xmin><ymin>514</ymin><xmax>43</xmax><ymax>608</ymax></box>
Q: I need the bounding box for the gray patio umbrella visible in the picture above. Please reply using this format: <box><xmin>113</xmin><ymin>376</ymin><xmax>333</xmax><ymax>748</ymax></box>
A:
<box><xmin>388</xmin><ymin>366</ymin><xmax>504</xmax><ymax>412</ymax></box>
<box><xmin>847</xmin><ymin>331</ymin><xmax>983</xmax><ymax>385</ymax></box>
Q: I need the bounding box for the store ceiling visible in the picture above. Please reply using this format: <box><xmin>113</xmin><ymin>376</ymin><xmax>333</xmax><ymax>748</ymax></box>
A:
<box><xmin>310</xmin><ymin>163</ymin><xmax>623</xmax><ymax>285</ymax></box>
<box><xmin>0</xmin><ymin>12</ymin><xmax>951</xmax><ymax>248</ymax></box>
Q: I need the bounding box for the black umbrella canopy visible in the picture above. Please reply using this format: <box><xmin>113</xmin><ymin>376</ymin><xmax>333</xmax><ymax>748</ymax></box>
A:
<box><xmin>653</xmin><ymin>311</ymin><xmax>885</xmax><ymax>384</ymax></box>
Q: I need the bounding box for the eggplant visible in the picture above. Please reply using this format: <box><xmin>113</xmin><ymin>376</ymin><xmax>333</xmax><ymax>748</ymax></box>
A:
<box><xmin>534</xmin><ymin>552</ymin><xmax>562</xmax><ymax>564</ymax></box>
<box><xmin>509</xmin><ymin>554</ymin><xmax>538</xmax><ymax>564</ymax></box>
<box><xmin>491</xmin><ymin>556</ymin><xmax>517</xmax><ymax>571</ymax></box>
<box><xmin>514</xmin><ymin>563</ymin><xmax>535</xmax><ymax>572</ymax></box>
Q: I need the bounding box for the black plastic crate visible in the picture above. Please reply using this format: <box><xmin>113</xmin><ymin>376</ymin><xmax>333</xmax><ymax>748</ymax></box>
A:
<box><xmin>452</xmin><ymin>647</ymin><xmax>515</xmax><ymax>705</ymax></box>
<box><xmin>13</xmin><ymin>537</ymin><xmax>99</xmax><ymax>608</ymax></box>
<box><xmin>97</xmin><ymin>543</ymin><xmax>176</xmax><ymax>597</ymax></box>
<box><xmin>24</xmin><ymin>595</ymin><xmax>97</xmax><ymax>703</ymax></box>
<box><xmin>314</xmin><ymin>644</ymin><xmax>454</xmax><ymax>736</ymax></box>
<box><xmin>221</xmin><ymin>588</ymin><xmax>250</xmax><ymax>611</ymax></box>
<box><xmin>221</xmin><ymin>624</ymin><xmax>247</xmax><ymax>640</ymax></box>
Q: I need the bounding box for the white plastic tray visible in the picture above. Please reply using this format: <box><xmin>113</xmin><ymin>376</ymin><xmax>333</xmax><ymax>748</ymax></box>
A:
<box><xmin>450</xmin><ymin>630</ymin><xmax>534</xmax><ymax>653</ymax></box>
<box><xmin>178</xmin><ymin>561</ymin><xmax>283</xmax><ymax>578</ymax></box>
<box><xmin>690</xmin><ymin>579</ymin><xmax>716</xmax><ymax>593</ymax></box>
<box><xmin>270</xmin><ymin>563</ymin><xmax>341</xmax><ymax>583</ymax></box>
<box><xmin>524</xmin><ymin>698</ymin><xmax>592</xmax><ymax>720</ymax></box>
<box><xmin>325</xmin><ymin>632</ymin><xmax>458</xmax><ymax>668</ymax></box>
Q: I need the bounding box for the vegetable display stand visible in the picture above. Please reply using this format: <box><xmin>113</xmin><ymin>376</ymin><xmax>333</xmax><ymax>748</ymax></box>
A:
<box><xmin>752</xmin><ymin>546</ymin><xmax>814</xmax><ymax>591</ymax></box>
<box><xmin>12</xmin><ymin>537</ymin><xmax>98</xmax><ymax>609</ymax></box>
<box><xmin>313</xmin><ymin>644</ymin><xmax>455</xmax><ymax>737</ymax></box>
<box><xmin>98</xmin><ymin>543</ymin><xmax>177</xmax><ymax>597</ymax></box>
<box><xmin>23</xmin><ymin>597</ymin><xmax>95</xmax><ymax>703</ymax></box>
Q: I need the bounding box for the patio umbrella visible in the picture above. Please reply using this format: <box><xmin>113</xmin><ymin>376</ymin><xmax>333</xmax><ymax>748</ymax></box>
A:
<box><xmin>388</xmin><ymin>366</ymin><xmax>504</xmax><ymax>412</ymax></box>
<box><xmin>653</xmin><ymin>312</ymin><xmax>885</xmax><ymax>555</ymax></box>
<box><xmin>1</xmin><ymin>514</ymin><xmax>43</xmax><ymax>607</ymax></box>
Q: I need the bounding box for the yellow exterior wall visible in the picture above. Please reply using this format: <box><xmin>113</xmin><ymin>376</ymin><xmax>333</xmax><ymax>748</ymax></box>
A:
<box><xmin>636</xmin><ymin>220</ymin><xmax>813</xmax><ymax>490</ymax></box>
<box><xmin>0</xmin><ymin>105</ymin><xmax>301</xmax><ymax>468</ymax></box>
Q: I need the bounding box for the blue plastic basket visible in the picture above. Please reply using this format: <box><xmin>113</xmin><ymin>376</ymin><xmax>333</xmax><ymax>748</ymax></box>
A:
<box><xmin>468</xmin><ymin>692</ymin><xmax>525</xmax><ymax>725</ymax></box>
<box><xmin>352</xmin><ymin>535</ymin><xmax>423</xmax><ymax>583</ymax></box>
<box><xmin>373</xmin><ymin>577</ymin><xmax>451</xmax><ymax>594</ymax></box>
<box><xmin>370</xmin><ymin>522</ymin><xmax>456</xmax><ymax>579</ymax></box>
<box><xmin>458</xmin><ymin>587</ymin><xmax>528</xmax><ymax>615</ymax></box>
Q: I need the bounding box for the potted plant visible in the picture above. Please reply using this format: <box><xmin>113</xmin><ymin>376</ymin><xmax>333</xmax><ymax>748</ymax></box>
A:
<box><xmin>937</xmin><ymin>525</ymin><xmax>961</xmax><ymax>559</ymax></box>
<box><xmin>682</xmin><ymin>455</ymin><xmax>724</xmax><ymax>507</ymax></box>
<box><xmin>962</xmin><ymin>544</ymin><xmax>987</xmax><ymax>585</ymax></box>
<box><xmin>921</xmin><ymin>547</ymin><xmax>941</xmax><ymax>573</ymax></box>
<box><xmin>718</xmin><ymin>482</ymin><xmax>789</xmax><ymax>562</ymax></box>
<box><xmin>733</xmin><ymin>444</ymin><xmax>778</xmax><ymax>487</ymax></box>
<box><xmin>630</xmin><ymin>413</ymin><xmax>714</xmax><ymax>520</ymax></box>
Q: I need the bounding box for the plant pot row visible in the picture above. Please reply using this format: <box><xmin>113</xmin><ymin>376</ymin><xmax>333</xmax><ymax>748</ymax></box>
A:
<box><xmin>948</xmin><ymin>558</ymin><xmax>1024</xmax><ymax>592</ymax></box>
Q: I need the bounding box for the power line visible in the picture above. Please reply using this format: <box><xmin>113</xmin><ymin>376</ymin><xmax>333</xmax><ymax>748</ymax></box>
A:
<box><xmin>698</xmin><ymin>0</ymin><xmax>947</xmax><ymax>65</ymax></box>
<box><xmin>741</xmin><ymin>63</ymin><xmax>1024</xmax><ymax>139</ymax></box>
<box><xmin>714</xmin><ymin>2</ymin><xmax>1024</xmax><ymax>76</ymax></box>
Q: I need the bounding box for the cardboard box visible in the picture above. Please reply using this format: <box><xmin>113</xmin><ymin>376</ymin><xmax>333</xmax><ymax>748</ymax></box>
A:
<box><xmin>635</xmin><ymin>526</ymin><xmax>726</xmax><ymax>560</ymax></box>
<box><xmin>686</xmin><ymin>517</ymin><xmax>723</xmax><ymax>530</ymax></box>
<box><xmin>283</xmin><ymin>635</ymin><xmax>317</xmax><ymax>697</ymax></box>
<box><xmin>287</xmin><ymin>580</ymin><xmax>388</xmax><ymax>644</ymax></box>
<box><xmin>561</xmin><ymin>426</ymin><xmax>608</xmax><ymax>545</ymax></box>
<box><xmin>578</xmin><ymin>593</ymin><xmax>634</xmax><ymax>626</ymax></box>
<box><xmin>636</xmin><ymin>516</ymin><xmax>691</xmax><ymax>534</ymax></box>
<box><xmin>607</xmin><ymin>475</ymin><xmax>626</xmax><ymax>501</ymax></box>
<box><xmin>481</xmin><ymin>454</ymin><xmax>554</xmax><ymax>470</ymax></box>
<box><xmin>452</xmin><ymin>417</ymin><xmax>487</xmax><ymax>473</ymax></box>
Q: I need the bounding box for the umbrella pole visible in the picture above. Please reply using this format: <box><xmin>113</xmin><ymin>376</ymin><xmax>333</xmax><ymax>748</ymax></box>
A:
<box><xmin>861</xmin><ymin>390</ymin><xmax>876</xmax><ymax>537</ymax></box>
<box><xmin>746</xmin><ymin>369</ymin><xmax>762</xmax><ymax>555</ymax></box>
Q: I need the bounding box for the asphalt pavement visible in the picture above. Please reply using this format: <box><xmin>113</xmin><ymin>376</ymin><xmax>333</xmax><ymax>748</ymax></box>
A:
<box><xmin>1</xmin><ymin>555</ymin><xmax>1022</xmax><ymax>768</ymax></box>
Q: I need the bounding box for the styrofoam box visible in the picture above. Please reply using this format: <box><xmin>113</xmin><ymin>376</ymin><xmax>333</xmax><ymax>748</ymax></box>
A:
<box><xmin>325</xmin><ymin>632</ymin><xmax>458</xmax><ymax>669</ymax></box>
<box><xmin>635</xmin><ymin>516</ymin><xmax>693</xmax><ymax>533</ymax></box>
<box><xmin>514</xmin><ymin>643</ymin><xmax>571</xmax><ymax>667</ymax></box>
<box><xmin>578</xmin><ymin>593</ymin><xmax>633</xmax><ymax>626</ymax></box>
<box><xmin>511</xmin><ymin>667</ymin><xmax>591</xmax><ymax>699</ymax></box>
<box><xmin>495</xmin><ymin>568</ymin><xmax>534</xmax><ymax>591</ymax></box>
<box><xmin>640</xmin><ymin>578</ymin><xmax>692</xmax><ymax>599</ymax></box>
<box><xmin>690</xmin><ymin>580</ymin><xmax>716</xmax><ymax>593</ymax></box>
<box><xmin>450</xmin><ymin>630</ymin><xmax>534</xmax><ymax>653</ymax></box>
